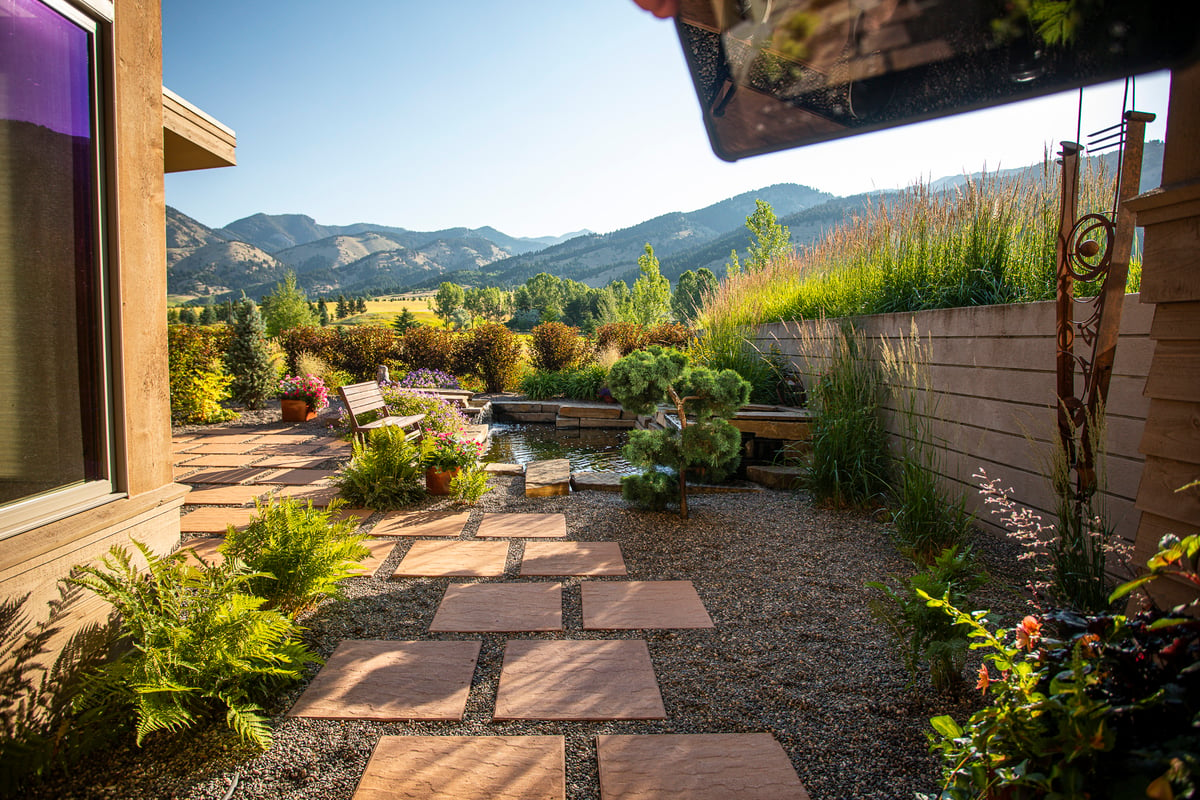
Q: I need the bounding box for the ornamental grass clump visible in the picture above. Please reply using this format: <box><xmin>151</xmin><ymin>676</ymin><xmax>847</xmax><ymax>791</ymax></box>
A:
<box><xmin>68</xmin><ymin>541</ymin><xmax>317</xmax><ymax>750</ymax></box>
<box><xmin>607</xmin><ymin>346</ymin><xmax>749</xmax><ymax>519</ymax></box>
<box><xmin>220</xmin><ymin>497</ymin><xmax>369</xmax><ymax>616</ymax></box>
<box><xmin>332</xmin><ymin>426</ymin><xmax>425</xmax><ymax>510</ymax></box>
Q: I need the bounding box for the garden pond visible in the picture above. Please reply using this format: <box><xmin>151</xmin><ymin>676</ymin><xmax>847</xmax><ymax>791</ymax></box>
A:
<box><xmin>482</xmin><ymin>423</ymin><xmax>633</xmax><ymax>473</ymax></box>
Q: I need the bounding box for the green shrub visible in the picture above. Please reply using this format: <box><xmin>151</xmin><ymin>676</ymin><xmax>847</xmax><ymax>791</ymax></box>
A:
<box><xmin>458</xmin><ymin>323</ymin><xmax>523</xmax><ymax>393</ymax></box>
<box><xmin>520</xmin><ymin>370</ymin><xmax>567</xmax><ymax>400</ymax></box>
<box><xmin>69</xmin><ymin>541</ymin><xmax>317</xmax><ymax>750</ymax></box>
<box><xmin>219</xmin><ymin>497</ymin><xmax>369</xmax><ymax>616</ymax></box>
<box><xmin>332</xmin><ymin>426</ymin><xmax>425</xmax><ymax>510</ymax></box>
<box><xmin>867</xmin><ymin>546</ymin><xmax>982</xmax><ymax>692</ymax></box>
<box><xmin>382</xmin><ymin>386</ymin><xmax>468</xmax><ymax>435</ymax></box>
<box><xmin>167</xmin><ymin>324</ymin><xmax>237</xmax><ymax>423</ymax></box>
<box><xmin>530</xmin><ymin>321</ymin><xmax>587</xmax><ymax>372</ymax></box>
<box><xmin>398</xmin><ymin>325</ymin><xmax>458</xmax><ymax>373</ymax></box>
<box><xmin>450</xmin><ymin>465</ymin><xmax>492</xmax><ymax>505</ymax></box>
<box><xmin>805</xmin><ymin>322</ymin><xmax>890</xmax><ymax>507</ymax></box>
<box><xmin>563</xmin><ymin>364</ymin><xmax>608</xmax><ymax>401</ymax></box>
<box><xmin>334</xmin><ymin>325</ymin><xmax>399</xmax><ymax>381</ymax></box>
<box><xmin>595</xmin><ymin>322</ymin><xmax>650</xmax><ymax>356</ymax></box>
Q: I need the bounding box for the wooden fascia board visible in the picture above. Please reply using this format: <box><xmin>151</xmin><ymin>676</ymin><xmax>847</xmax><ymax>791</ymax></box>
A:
<box><xmin>162</xmin><ymin>86</ymin><xmax>236</xmax><ymax>173</ymax></box>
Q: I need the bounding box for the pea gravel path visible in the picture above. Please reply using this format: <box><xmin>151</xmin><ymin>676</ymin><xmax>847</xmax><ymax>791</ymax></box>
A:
<box><xmin>31</xmin><ymin>413</ymin><xmax>1029</xmax><ymax>800</ymax></box>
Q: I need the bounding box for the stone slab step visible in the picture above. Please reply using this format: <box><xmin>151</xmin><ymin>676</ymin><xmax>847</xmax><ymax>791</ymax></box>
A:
<box><xmin>525</xmin><ymin>459</ymin><xmax>571</xmax><ymax>497</ymax></box>
<box><xmin>570</xmin><ymin>472</ymin><xmax>623</xmax><ymax>492</ymax></box>
<box><xmin>745</xmin><ymin>465</ymin><xmax>805</xmax><ymax>490</ymax></box>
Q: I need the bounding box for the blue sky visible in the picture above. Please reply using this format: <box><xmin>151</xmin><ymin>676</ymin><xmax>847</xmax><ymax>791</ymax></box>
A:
<box><xmin>162</xmin><ymin>1</ymin><xmax>1171</xmax><ymax>239</ymax></box>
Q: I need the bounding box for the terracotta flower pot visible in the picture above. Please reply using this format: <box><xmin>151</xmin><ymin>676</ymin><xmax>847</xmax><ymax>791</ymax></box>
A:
<box><xmin>281</xmin><ymin>398</ymin><xmax>316</xmax><ymax>422</ymax></box>
<box><xmin>425</xmin><ymin>466</ymin><xmax>459</xmax><ymax>495</ymax></box>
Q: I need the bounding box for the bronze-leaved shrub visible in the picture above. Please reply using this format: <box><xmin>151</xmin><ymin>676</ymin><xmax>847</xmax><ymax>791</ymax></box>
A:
<box><xmin>458</xmin><ymin>323</ymin><xmax>523</xmax><ymax>393</ymax></box>
<box><xmin>530</xmin><ymin>321</ymin><xmax>587</xmax><ymax>372</ymax></box>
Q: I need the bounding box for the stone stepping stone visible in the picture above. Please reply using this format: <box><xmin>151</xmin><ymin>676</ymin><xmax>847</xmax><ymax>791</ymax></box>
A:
<box><xmin>353</xmin><ymin>735</ymin><xmax>565</xmax><ymax>800</ymax></box>
<box><xmin>393</xmin><ymin>541</ymin><xmax>509</xmax><ymax>577</ymax></box>
<box><xmin>172</xmin><ymin>465</ymin><xmax>197</xmax><ymax>481</ymax></box>
<box><xmin>525</xmin><ymin>459</ymin><xmax>570</xmax><ymax>497</ymax></box>
<box><xmin>582</xmin><ymin>581</ymin><xmax>713</xmax><ymax>630</ymax></box>
<box><xmin>476</xmin><ymin>513</ymin><xmax>566</xmax><ymax>539</ymax></box>
<box><xmin>570</xmin><ymin>472</ymin><xmax>622</xmax><ymax>492</ymax></box>
<box><xmin>289</xmin><ymin>640</ymin><xmax>480</xmax><ymax>721</ymax></box>
<box><xmin>744</xmin><ymin>464</ymin><xmax>804</xmax><ymax>490</ymax></box>
<box><xmin>332</xmin><ymin>507</ymin><xmax>373</xmax><ymax>527</ymax></box>
<box><xmin>186</xmin><ymin>468</ymin><xmax>273</xmax><ymax>485</ymax></box>
<box><xmin>248</xmin><ymin>443</ymin><xmax>324</xmax><ymax>456</ymax></box>
<box><xmin>171</xmin><ymin>434</ymin><xmax>199</xmax><ymax>444</ymax></box>
<box><xmin>596</xmin><ymin>734</ymin><xmax>811</xmax><ymax>800</ymax></box>
<box><xmin>180</xmin><ymin>536</ymin><xmax>224</xmax><ymax>566</ymax></box>
<box><xmin>274</xmin><ymin>484</ymin><xmax>340</xmax><ymax>506</ymax></box>
<box><xmin>180</xmin><ymin>441</ymin><xmax>261</xmax><ymax>455</ymax></box>
<box><xmin>484</xmin><ymin>462</ymin><xmax>524</xmax><ymax>475</ymax></box>
<box><xmin>177</xmin><ymin>453</ymin><xmax>263</xmax><ymax>468</ymax></box>
<box><xmin>251</xmin><ymin>433</ymin><xmax>314</xmax><ymax>444</ymax></box>
<box><xmin>519</xmin><ymin>542</ymin><xmax>626</xmax><ymax>576</ymax></box>
<box><xmin>308</xmin><ymin>437</ymin><xmax>352</xmax><ymax>453</ymax></box>
<box><xmin>184</xmin><ymin>433</ymin><xmax>255</xmax><ymax>445</ymax></box>
<box><xmin>493</xmin><ymin>640</ymin><xmax>665</xmax><ymax>721</ymax></box>
<box><xmin>372</xmin><ymin>510</ymin><xmax>470</xmax><ymax>537</ymax></box>
<box><xmin>179</xmin><ymin>507</ymin><xmax>257</xmax><ymax>533</ymax></box>
<box><xmin>252</xmin><ymin>468</ymin><xmax>336</xmax><ymax>485</ymax></box>
<box><xmin>184</xmin><ymin>485</ymin><xmax>272</xmax><ymax>506</ymax></box>
<box><xmin>253</xmin><ymin>455</ymin><xmax>331</xmax><ymax>469</ymax></box>
<box><xmin>430</xmin><ymin>583</ymin><xmax>563</xmax><ymax>632</ymax></box>
<box><xmin>349</xmin><ymin>539</ymin><xmax>397</xmax><ymax>576</ymax></box>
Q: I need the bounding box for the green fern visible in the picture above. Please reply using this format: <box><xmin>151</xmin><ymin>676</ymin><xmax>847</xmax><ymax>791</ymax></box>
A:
<box><xmin>68</xmin><ymin>540</ymin><xmax>319</xmax><ymax>750</ymax></box>
<box><xmin>221</xmin><ymin>496</ymin><xmax>370</xmax><ymax>616</ymax></box>
<box><xmin>332</xmin><ymin>426</ymin><xmax>426</xmax><ymax>510</ymax></box>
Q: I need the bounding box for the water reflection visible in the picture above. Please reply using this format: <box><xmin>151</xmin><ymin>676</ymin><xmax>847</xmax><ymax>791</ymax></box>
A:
<box><xmin>484</xmin><ymin>424</ymin><xmax>633</xmax><ymax>473</ymax></box>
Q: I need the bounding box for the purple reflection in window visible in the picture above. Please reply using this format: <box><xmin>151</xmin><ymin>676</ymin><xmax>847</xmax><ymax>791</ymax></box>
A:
<box><xmin>0</xmin><ymin>0</ymin><xmax>92</xmax><ymax>138</ymax></box>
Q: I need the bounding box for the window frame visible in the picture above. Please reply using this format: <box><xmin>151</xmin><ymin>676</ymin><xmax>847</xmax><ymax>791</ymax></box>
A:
<box><xmin>0</xmin><ymin>0</ymin><xmax>121</xmax><ymax>540</ymax></box>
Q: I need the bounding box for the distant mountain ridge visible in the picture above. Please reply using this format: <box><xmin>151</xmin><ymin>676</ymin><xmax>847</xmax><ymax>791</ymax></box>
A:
<box><xmin>167</xmin><ymin>145</ymin><xmax>1163</xmax><ymax>301</ymax></box>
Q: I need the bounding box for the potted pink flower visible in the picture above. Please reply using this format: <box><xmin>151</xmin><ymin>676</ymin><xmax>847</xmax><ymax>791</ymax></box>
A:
<box><xmin>420</xmin><ymin>430</ymin><xmax>483</xmax><ymax>494</ymax></box>
<box><xmin>278</xmin><ymin>374</ymin><xmax>329</xmax><ymax>421</ymax></box>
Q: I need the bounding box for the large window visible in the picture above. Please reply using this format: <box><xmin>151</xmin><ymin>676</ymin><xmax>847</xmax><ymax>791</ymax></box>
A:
<box><xmin>0</xmin><ymin>0</ymin><xmax>114</xmax><ymax>535</ymax></box>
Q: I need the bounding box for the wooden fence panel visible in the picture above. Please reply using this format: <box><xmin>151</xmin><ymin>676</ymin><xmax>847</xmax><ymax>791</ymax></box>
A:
<box><xmin>753</xmin><ymin>296</ymin><xmax>1153</xmax><ymax>547</ymax></box>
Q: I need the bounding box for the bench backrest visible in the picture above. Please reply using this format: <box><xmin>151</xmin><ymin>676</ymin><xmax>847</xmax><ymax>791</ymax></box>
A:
<box><xmin>339</xmin><ymin>381</ymin><xmax>388</xmax><ymax>425</ymax></box>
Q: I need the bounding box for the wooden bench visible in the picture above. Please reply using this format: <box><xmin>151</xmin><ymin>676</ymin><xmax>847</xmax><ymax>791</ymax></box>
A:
<box><xmin>338</xmin><ymin>381</ymin><xmax>425</xmax><ymax>444</ymax></box>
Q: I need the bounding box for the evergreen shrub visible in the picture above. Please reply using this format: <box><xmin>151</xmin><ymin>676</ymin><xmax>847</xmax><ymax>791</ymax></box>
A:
<box><xmin>226</xmin><ymin>298</ymin><xmax>276</xmax><ymax>409</ymax></box>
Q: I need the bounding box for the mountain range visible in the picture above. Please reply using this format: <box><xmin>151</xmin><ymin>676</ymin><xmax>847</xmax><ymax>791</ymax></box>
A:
<box><xmin>168</xmin><ymin>141</ymin><xmax>1163</xmax><ymax>302</ymax></box>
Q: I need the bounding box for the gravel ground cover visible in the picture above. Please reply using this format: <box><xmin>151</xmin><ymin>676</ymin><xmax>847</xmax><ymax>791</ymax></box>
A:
<box><xmin>31</xmin><ymin>411</ymin><xmax>1030</xmax><ymax>800</ymax></box>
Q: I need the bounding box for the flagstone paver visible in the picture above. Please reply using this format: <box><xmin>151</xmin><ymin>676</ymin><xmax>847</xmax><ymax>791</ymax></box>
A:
<box><xmin>570</xmin><ymin>471</ymin><xmax>623</xmax><ymax>492</ymax></box>
<box><xmin>353</xmin><ymin>735</ymin><xmax>565</xmax><ymax>800</ymax></box>
<box><xmin>186</xmin><ymin>468</ymin><xmax>273</xmax><ymax>485</ymax></box>
<box><xmin>180</xmin><ymin>536</ymin><xmax>224</xmax><ymax>566</ymax></box>
<box><xmin>332</xmin><ymin>508</ymin><xmax>373</xmax><ymax>526</ymax></box>
<box><xmin>184</xmin><ymin>484</ymin><xmax>273</xmax><ymax>506</ymax></box>
<box><xmin>493</xmin><ymin>640</ymin><xmax>665</xmax><ymax>721</ymax></box>
<box><xmin>180</xmin><ymin>441</ymin><xmax>261</xmax><ymax>455</ymax></box>
<box><xmin>525</xmin><ymin>459</ymin><xmax>571</xmax><ymax>497</ymax></box>
<box><xmin>372</xmin><ymin>511</ymin><xmax>470</xmax><ymax>537</ymax></box>
<box><xmin>179</xmin><ymin>507</ymin><xmax>257</xmax><ymax>533</ymax></box>
<box><xmin>184</xmin><ymin>433</ymin><xmax>256</xmax><ymax>444</ymax></box>
<box><xmin>248</xmin><ymin>443</ymin><xmax>324</xmax><ymax>456</ymax></box>
<box><xmin>519</xmin><ymin>542</ymin><xmax>627</xmax><ymax>576</ymax></box>
<box><xmin>176</xmin><ymin>453</ymin><xmax>264</xmax><ymax>468</ymax></box>
<box><xmin>252</xmin><ymin>455</ymin><xmax>331</xmax><ymax>469</ymax></box>
<box><xmin>350</xmin><ymin>539</ymin><xmax>397</xmax><ymax>575</ymax></box>
<box><xmin>484</xmin><ymin>462</ymin><xmax>525</xmax><ymax>475</ymax></box>
<box><xmin>582</xmin><ymin>581</ymin><xmax>713</xmax><ymax>630</ymax></box>
<box><xmin>392</xmin><ymin>541</ymin><xmax>510</xmax><ymax>577</ymax></box>
<box><xmin>476</xmin><ymin>513</ymin><xmax>567</xmax><ymax>539</ymax></box>
<box><xmin>595</xmin><ymin>734</ymin><xmax>811</xmax><ymax>800</ymax></box>
<box><xmin>274</xmin><ymin>484</ymin><xmax>340</xmax><ymax>506</ymax></box>
<box><xmin>173</xmin><ymin>466</ymin><xmax>197</xmax><ymax>481</ymax></box>
<box><xmin>430</xmin><ymin>583</ymin><xmax>563</xmax><ymax>632</ymax></box>
<box><xmin>251</xmin><ymin>468</ymin><xmax>336</xmax><ymax>485</ymax></box>
<box><xmin>251</xmin><ymin>433</ymin><xmax>316</xmax><ymax>444</ymax></box>
<box><xmin>289</xmin><ymin>640</ymin><xmax>480</xmax><ymax>721</ymax></box>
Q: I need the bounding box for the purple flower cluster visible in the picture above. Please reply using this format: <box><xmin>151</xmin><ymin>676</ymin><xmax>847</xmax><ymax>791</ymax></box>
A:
<box><xmin>397</xmin><ymin>368</ymin><xmax>460</xmax><ymax>390</ymax></box>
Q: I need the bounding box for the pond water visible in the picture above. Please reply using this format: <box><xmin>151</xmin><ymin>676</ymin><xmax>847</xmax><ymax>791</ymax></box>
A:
<box><xmin>483</xmin><ymin>423</ymin><xmax>633</xmax><ymax>473</ymax></box>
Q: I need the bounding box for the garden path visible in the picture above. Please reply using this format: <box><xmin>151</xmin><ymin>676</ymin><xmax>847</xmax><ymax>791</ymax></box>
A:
<box><xmin>172</xmin><ymin>425</ymin><xmax>812</xmax><ymax>799</ymax></box>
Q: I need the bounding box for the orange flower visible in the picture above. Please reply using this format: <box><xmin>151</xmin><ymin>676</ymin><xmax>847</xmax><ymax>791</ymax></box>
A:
<box><xmin>1079</xmin><ymin>633</ymin><xmax>1102</xmax><ymax>658</ymax></box>
<box><xmin>976</xmin><ymin>664</ymin><xmax>992</xmax><ymax>693</ymax></box>
<box><xmin>1015</xmin><ymin>615</ymin><xmax>1042</xmax><ymax>650</ymax></box>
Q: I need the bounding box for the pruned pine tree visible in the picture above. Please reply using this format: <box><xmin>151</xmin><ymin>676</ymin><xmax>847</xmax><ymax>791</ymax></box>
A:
<box><xmin>227</xmin><ymin>296</ymin><xmax>276</xmax><ymax>409</ymax></box>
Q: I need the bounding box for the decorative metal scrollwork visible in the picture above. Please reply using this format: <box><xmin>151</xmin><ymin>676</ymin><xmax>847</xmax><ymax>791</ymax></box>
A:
<box><xmin>1065</xmin><ymin>212</ymin><xmax>1115</xmax><ymax>282</ymax></box>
